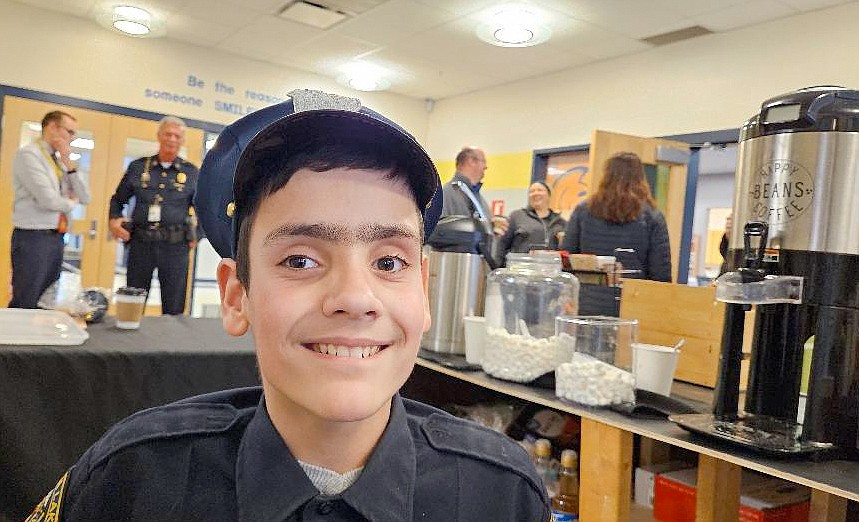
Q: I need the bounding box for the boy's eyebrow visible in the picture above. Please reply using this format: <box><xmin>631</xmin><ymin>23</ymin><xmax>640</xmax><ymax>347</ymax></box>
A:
<box><xmin>264</xmin><ymin>222</ymin><xmax>419</xmax><ymax>246</ymax></box>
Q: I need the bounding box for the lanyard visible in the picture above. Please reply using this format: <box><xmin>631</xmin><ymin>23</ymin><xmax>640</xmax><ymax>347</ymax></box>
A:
<box><xmin>36</xmin><ymin>140</ymin><xmax>70</xmax><ymax>232</ymax></box>
<box><xmin>37</xmin><ymin>141</ymin><xmax>65</xmax><ymax>183</ymax></box>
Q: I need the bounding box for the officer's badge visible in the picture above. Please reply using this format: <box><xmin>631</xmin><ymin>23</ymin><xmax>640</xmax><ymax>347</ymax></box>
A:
<box><xmin>177</xmin><ymin>172</ymin><xmax>187</xmax><ymax>184</ymax></box>
<box><xmin>25</xmin><ymin>471</ymin><xmax>69</xmax><ymax>521</ymax></box>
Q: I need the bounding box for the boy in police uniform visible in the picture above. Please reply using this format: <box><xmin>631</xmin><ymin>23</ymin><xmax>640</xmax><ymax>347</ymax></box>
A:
<box><xmin>26</xmin><ymin>90</ymin><xmax>550</xmax><ymax>521</ymax></box>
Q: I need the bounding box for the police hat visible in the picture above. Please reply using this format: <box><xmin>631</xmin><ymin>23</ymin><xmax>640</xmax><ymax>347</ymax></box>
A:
<box><xmin>195</xmin><ymin>89</ymin><xmax>442</xmax><ymax>259</ymax></box>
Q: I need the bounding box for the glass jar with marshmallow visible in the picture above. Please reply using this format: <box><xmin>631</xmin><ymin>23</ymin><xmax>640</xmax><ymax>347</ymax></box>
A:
<box><xmin>482</xmin><ymin>252</ymin><xmax>579</xmax><ymax>384</ymax></box>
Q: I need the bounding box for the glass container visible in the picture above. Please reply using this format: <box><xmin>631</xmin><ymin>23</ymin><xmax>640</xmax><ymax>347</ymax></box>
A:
<box><xmin>482</xmin><ymin>252</ymin><xmax>579</xmax><ymax>382</ymax></box>
<box><xmin>554</xmin><ymin>315</ymin><xmax>638</xmax><ymax>406</ymax></box>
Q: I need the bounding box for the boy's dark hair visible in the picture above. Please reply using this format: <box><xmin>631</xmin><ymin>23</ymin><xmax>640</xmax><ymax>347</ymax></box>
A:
<box><xmin>235</xmin><ymin>140</ymin><xmax>424</xmax><ymax>288</ymax></box>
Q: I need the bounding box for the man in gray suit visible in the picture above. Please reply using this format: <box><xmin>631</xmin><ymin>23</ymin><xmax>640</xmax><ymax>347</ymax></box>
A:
<box><xmin>9</xmin><ymin>110</ymin><xmax>90</xmax><ymax>308</ymax></box>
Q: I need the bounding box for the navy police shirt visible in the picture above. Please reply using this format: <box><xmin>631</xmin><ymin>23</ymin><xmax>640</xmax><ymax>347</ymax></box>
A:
<box><xmin>27</xmin><ymin>387</ymin><xmax>550</xmax><ymax>521</ymax></box>
<box><xmin>108</xmin><ymin>155</ymin><xmax>199</xmax><ymax>227</ymax></box>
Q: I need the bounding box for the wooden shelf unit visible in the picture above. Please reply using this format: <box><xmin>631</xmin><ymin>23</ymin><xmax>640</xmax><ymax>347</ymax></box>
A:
<box><xmin>406</xmin><ymin>358</ymin><xmax>858</xmax><ymax>522</ymax></box>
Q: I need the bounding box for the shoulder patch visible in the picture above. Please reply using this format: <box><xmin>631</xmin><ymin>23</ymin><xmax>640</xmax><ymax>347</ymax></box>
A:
<box><xmin>87</xmin><ymin>402</ymin><xmax>244</xmax><ymax>471</ymax></box>
<box><xmin>420</xmin><ymin>413</ymin><xmax>544</xmax><ymax>494</ymax></box>
<box><xmin>25</xmin><ymin>471</ymin><xmax>69</xmax><ymax>521</ymax></box>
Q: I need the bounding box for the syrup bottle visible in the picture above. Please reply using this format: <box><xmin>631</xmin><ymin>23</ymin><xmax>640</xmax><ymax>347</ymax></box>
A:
<box><xmin>551</xmin><ymin>449</ymin><xmax>579</xmax><ymax>521</ymax></box>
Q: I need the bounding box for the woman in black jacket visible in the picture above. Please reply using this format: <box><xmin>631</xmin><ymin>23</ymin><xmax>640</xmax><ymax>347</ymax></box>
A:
<box><xmin>497</xmin><ymin>181</ymin><xmax>566</xmax><ymax>265</ymax></box>
<box><xmin>561</xmin><ymin>152</ymin><xmax>671</xmax><ymax>282</ymax></box>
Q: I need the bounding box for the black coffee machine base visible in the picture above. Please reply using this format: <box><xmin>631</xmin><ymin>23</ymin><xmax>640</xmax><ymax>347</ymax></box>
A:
<box><xmin>670</xmin><ymin>412</ymin><xmax>835</xmax><ymax>458</ymax></box>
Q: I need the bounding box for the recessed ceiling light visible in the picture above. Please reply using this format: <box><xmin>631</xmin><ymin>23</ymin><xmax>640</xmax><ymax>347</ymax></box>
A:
<box><xmin>477</xmin><ymin>6</ymin><xmax>552</xmax><ymax>48</ymax></box>
<box><xmin>95</xmin><ymin>3</ymin><xmax>165</xmax><ymax>38</ymax></box>
<box><xmin>336</xmin><ymin>62</ymin><xmax>391</xmax><ymax>92</ymax></box>
<box><xmin>494</xmin><ymin>26</ymin><xmax>534</xmax><ymax>45</ymax></box>
<box><xmin>113</xmin><ymin>5</ymin><xmax>151</xmax><ymax>35</ymax></box>
<box><xmin>347</xmin><ymin>76</ymin><xmax>380</xmax><ymax>91</ymax></box>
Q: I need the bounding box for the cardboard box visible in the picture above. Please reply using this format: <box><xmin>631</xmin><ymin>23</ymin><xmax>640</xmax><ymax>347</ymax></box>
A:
<box><xmin>569</xmin><ymin>254</ymin><xmax>598</xmax><ymax>271</ymax></box>
<box><xmin>634</xmin><ymin>461</ymin><xmax>694</xmax><ymax>508</ymax></box>
<box><xmin>653</xmin><ymin>468</ymin><xmax>810</xmax><ymax>522</ymax></box>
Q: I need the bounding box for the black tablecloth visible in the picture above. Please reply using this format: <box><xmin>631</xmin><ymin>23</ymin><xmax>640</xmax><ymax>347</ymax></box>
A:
<box><xmin>0</xmin><ymin>316</ymin><xmax>260</xmax><ymax>521</ymax></box>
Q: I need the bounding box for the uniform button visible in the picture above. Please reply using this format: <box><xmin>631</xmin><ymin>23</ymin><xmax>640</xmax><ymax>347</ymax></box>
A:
<box><xmin>317</xmin><ymin>501</ymin><xmax>333</xmax><ymax>515</ymax></box>
<box><xmin>161</xmin><ymin>172</ymin><xmax>167</xmax><ymax>177</ymax></box>
<box><xmin>158</xmin><ymin>183</ymin><xmax>165</xmax><ymax>188</ymax></box>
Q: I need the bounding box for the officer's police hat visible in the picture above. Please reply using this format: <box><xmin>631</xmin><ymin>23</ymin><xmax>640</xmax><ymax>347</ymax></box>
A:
<box><xmin>195</xmin><ymin>89</ymin><xmax>442</xmax><ymax>259</ymax></box>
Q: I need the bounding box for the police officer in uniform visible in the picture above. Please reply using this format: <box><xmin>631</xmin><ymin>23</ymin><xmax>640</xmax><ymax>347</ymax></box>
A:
<box><xmin>26</xmin><ymin>90</ymin><xmax>550</xmax><ymax>521</ymax></box>
<box><xmin>108</xmin><ymin>116</ymin><xmax>199</xmax><ymax>315</ymax></box>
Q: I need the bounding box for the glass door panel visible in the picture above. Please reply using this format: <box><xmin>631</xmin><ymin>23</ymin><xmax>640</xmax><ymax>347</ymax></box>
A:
<box><xmin>189</xmin><ymin>131</ymin><xmax>221</xmax><ymax>318</ymax></box>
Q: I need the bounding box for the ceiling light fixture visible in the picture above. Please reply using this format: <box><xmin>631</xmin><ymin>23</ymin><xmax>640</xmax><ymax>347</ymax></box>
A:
<box><xmin>477</xmin><ymin>5</ymin><xmax>551</xmax><ymax>48</ymax></box>
<box><xmin>347</xmin><ymin>74</ymin><xmax>381</xmax><ymax>92</ymax></box>
<box><xmin>112</xmin><ymin>5</ymin><xmax>151</xmax><ymax>35</ymax></box>
<box><xmin>336</xmin><ymin>62</ymin><xmax>391</xmax><ymax>92</ymax></box>
<box><xmin>95</xmin><ymin>3</ymin><xmax>164</xmax><ymax>38</ymax></box>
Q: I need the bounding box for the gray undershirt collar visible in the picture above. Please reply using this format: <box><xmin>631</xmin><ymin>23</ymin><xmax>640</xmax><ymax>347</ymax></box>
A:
<box><xmin>297</xmin><ymin>460</ymin><xmax>364</xmax><ymax>495</ymax></box>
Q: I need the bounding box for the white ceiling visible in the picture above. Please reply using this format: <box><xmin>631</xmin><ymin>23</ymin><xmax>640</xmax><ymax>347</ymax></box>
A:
<box><xmin>12</xmin><ymin>0</ymin><xmax>856</xmax><ymax>100</ymax></box>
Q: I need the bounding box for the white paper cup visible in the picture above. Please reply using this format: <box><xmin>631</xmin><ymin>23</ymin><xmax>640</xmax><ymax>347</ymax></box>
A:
<box><xmin>114</xmin><ymin>288</ymin><xmax>147</xmax><ymax>330</ymax></box>
<box><xmin>463</xmin><ymin>316</ymin><xmax>487</xmax><ymax>365</ymax></box>
<box><xmin>631</xmin><ymin>343</ymin><xmax>679</xmax><ymax>396</ymax></box>
<box><xmin>595</xmin><ymin>255</ymin><xmax>616</xmax><ymax>269</ymax></box>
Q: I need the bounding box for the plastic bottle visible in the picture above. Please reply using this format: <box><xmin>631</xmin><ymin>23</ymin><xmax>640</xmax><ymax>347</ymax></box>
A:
<box><xmin>534</xmin><ymin>438</ymin><xmax>558</xmax><ymax>499</ymax></box>
<box><xmin>551</xmin><ymin>449</ymin><xmax>579</xmax><ymax>521</ymax></box>
<box><xmin>519</xmin><ymin>439</ymin><xmax>536</xmax><ymax>462</ymax></box>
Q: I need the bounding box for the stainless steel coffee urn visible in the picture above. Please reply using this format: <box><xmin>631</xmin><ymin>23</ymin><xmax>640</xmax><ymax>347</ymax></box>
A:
<box><xmin>672</xmin><ymin>86</ymin><xmax>859</xmax><ymax>458</ymax></box>
<box><xmin>423</xmin><ymin>248</ymin><xmax>488</xmax><ymax>354</ymax></box>
<box><xmin>422</xmin><ymin>183</ymin><xmax>498</xmax><ymax>355</ymax></box>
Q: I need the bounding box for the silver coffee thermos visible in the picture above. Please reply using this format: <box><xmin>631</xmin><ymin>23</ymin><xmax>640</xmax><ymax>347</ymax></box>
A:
<box><xmin>422</xmin><ymin>183</ymin><xmax>498</xmax><ymax>355</ymax></box>
<box><xmin>423</xmin><ymin>249</ymin><xmax>488</xmax><ymax>354</ymax></box>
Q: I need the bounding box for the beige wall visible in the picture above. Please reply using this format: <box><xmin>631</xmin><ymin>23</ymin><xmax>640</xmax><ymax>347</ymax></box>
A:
<box><xmin>0</xmin><ymin>1</ymin><xmax>429</xmax><ymax>140</ymax></box>
<box><xmin>425</xmin><ymin>2</ymin><xmax>859</xmax><ymax>159</ymax></box>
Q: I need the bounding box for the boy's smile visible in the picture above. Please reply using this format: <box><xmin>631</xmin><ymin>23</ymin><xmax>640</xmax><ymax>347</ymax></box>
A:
<box><xmin>307</xmin><ymin>343</ymin><xmax>385</xmax><ymax>358</ymax></box>
<box><xmin>218</xmin><ymin>167</ymin><xmax>431</xmax><ymax>466</ymax></box>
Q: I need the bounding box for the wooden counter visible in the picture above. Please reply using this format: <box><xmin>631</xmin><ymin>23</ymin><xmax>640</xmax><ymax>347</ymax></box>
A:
<box><xmin>409</xmin><ymin>358</ymin><xmax>858</xmax><ymax>521</ymax></box>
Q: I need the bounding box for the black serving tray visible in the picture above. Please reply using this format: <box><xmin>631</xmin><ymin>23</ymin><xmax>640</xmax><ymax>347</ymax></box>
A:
<box><xmin>670</xmin><ymin>412</ymin><xmax>834</xmax><ymax>457</ymax></box>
